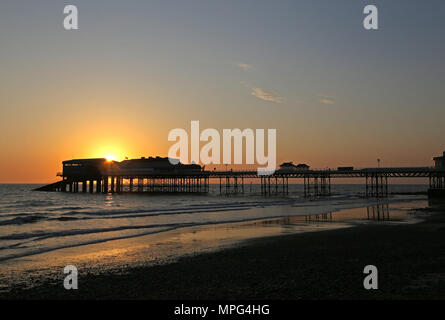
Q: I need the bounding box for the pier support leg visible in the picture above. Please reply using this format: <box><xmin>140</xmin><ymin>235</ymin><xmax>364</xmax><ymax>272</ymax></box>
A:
<box><xmin>96</xmin><ymin>179</ymin><xmax>101</xmax><ymax>193</ymax></box>
<box><xmin>365</xmin><ymin>174</ymin><xmax>388</xmax><ymax>198</ymax></box>
<box><xmin>103</xmin><ymin>177</ymin><xmax>108</xmax><ymax>193</ymax></box>
<box><xmin>275</xmin><ymin>177</ymin><xmax>278</xmax><ymax>195</ymax></box>
<box><xmin>241</xmin><ymin>177</ymin><xmax>244</xmax><ymax>194</ymax></box>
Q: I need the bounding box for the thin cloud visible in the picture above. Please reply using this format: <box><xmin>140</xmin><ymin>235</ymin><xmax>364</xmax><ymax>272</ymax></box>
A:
<box><xmin>318</xmin><ymin>94</ymin><xmax>335</xmax><ymax>105</ymax></box>
<box><xmin>237</xmin><ymin>63</ymin><xmax>253</xmax><ymax>71</ymax></box>
<box><xmin>320</xmin><ymin>98</ymin><xmax>335</xmax><ymax>105</ymax></box>
<box><xmin>251</xmin><ymin>87</ymin><xmax>284</xmax><ymax>103</ymax></box>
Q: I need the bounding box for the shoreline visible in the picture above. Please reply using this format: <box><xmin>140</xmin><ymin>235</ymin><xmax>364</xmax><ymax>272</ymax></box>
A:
<box><xmin>2</xmin><ymin>199</ymin><xmax>445</xmax><ymax>299</ymax></box>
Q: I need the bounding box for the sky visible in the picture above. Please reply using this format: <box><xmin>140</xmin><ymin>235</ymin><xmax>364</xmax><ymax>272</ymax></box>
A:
<box><xmin>0</xmin><ymin>0</ymin><xmax>444</xmax><ymax>183</ymax></box>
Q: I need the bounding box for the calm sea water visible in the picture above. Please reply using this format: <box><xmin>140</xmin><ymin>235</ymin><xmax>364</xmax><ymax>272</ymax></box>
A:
<box><xmin>0</xmin><ymin>184</ymin><xmax>427</xmax><ymax>263</ymax></box>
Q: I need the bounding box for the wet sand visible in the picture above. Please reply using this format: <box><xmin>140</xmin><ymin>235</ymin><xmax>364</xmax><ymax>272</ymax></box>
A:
<box><xmin>1</xmin><ymin>200</ymin><xmax>445</xmax><ymax>299</ymax></box>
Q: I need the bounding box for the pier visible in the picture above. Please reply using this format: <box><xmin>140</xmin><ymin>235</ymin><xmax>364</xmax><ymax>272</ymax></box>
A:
<box><xmin>208</xmin><ymin>167</ymin><xmax>445</xmax><ymax>197</ymax></box>
<box><xmin>34</xmin><ymin>154</ymin><xmax>445</xmax><ymax>198</ymax></box>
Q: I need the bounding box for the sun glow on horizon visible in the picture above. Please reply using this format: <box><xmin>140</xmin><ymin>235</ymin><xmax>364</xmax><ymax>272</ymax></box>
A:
<box><xmin>104</xmin><ymin>154</ymin><xmax>117</xmax><ymax>162</ymax></box>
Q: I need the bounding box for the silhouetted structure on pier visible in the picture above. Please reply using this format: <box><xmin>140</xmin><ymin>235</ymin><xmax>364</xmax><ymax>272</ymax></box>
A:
<box><xmin>433</xmin><ymin>151</ymin><xmax>445</xmax><ymax>169</ymax></box>
<box><xmin>429</xmin><ymin>151</ymin><xmax>445</xmax><ymax>198</ymax></box>
<box><xmin>36</xmin><ymin>157</ymin><xmax>209</xmax><ymax>194</ymax></box>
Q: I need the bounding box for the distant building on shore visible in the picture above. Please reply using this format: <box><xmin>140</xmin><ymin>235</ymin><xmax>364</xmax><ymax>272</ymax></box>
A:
<box><xmin>433</xmin><ymin>151</ymin><xmax>445</xmax><ymax>169</ymax></box>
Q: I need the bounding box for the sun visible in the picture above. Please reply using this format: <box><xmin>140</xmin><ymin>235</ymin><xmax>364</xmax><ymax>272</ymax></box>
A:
<box><xmin>105</xmin><ymin>154</ymin><xmax>117</xmax><ymax>162</ymax></box>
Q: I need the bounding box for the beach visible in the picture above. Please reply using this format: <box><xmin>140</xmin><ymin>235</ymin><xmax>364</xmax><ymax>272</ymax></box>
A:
<box><xmin>1</xmin><ymin>191</ymin><xmax>444</xmax><ymax>299</ymax></box>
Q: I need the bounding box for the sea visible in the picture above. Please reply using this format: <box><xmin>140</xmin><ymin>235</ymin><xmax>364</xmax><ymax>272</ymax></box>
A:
<box><xmin>0</xmin><ymin>183</ymin><xmax>428</xmax><ymax>265</ymax></box>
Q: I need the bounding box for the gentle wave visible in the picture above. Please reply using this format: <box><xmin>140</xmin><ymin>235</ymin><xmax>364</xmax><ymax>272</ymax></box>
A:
<box><xmin>0</xmin><ymin>199</ymin><xmax>296</xmax><ymax>226</ymax></box>
<box><xmin>3</xmin><ymin>200</ymin><xmax>56</xmax><ymax>209</ymax></box>
<box><xmin>0</xmin><ymin>215</ymin><xmax>46</xmax><ymax>226</ymax></box>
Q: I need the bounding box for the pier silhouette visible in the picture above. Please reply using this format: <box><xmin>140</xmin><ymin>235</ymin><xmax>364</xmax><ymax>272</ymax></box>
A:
<box><xmin>34</xmin><ymin>154</ymin><xmax>445</xmax><ymax>198</ymax></box>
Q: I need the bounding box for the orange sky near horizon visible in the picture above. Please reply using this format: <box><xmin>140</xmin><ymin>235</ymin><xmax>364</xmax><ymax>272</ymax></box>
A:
<box><xmin>0</xmin><ymin>75</ymin><xmax>442</xmax><ymax>183</ymax></box>
<box><xmin>0</xmin><ymin>116</ymin><xmax>440</xmax><ymax>184</ymax></box>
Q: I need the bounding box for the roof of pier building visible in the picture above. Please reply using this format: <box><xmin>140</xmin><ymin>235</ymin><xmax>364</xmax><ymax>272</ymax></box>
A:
<box><xmin>62</xmin><ymin>158</ymin><xmax>109</xmax><ymax>166</ymax></box>
<box><xmin>279</xmin><ymin>162</ymin><xmax>295</xmax><ymax>168</ymax></box>
<box><xmin>119</xmin><ymin>156</ymin><xmax>201</xmax><ymax>170</ymax></box>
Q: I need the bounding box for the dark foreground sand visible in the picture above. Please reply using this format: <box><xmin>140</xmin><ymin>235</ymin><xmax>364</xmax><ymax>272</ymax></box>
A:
<box><xmin>2</xmin><ymin>208</ymin><xmax>445</xmax><ymax>300</ymax></box>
